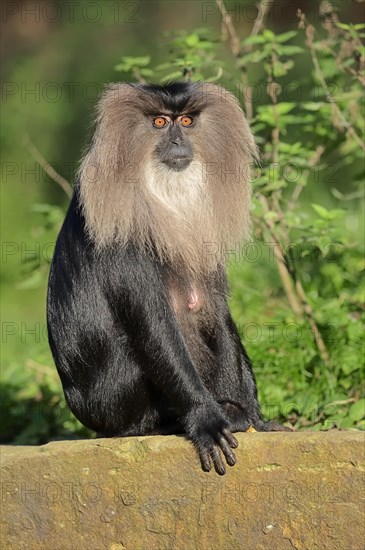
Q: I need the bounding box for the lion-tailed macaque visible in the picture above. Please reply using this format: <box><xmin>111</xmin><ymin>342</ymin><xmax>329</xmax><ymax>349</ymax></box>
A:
<box><xmin>47</xmin><ymin>82</ymin><xmax>289</xmax><ymax>475</ymax></box>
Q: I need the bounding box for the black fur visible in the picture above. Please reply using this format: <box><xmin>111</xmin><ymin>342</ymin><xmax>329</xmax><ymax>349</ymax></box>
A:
<box><xmin>48</xmin><ymin>190</ymin><xmax>284</xmax><ymax>474</ymax></box>
<box><xmin>47</xmin><ymin>84</ymin><xmax>289</xmax><ymax>474</ymax></box>
<box><xmin>134</xmin><ymin>81</ymin><xmax>203</xmax><ymax>117</ymax></box>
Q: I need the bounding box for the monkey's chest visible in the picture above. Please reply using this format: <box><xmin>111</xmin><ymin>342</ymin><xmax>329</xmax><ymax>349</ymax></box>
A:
<box><xmin>169</xmin><ymin>285</ymin><xmax>205</xmax><ymax>314</ymax></box>
<box><xmin>166</xmin><ymin>279</ymin><xmax>217</xmax><ymax>380</ymax></box>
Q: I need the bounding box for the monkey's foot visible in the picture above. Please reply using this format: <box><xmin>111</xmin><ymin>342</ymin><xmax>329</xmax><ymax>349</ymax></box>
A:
<box><xmin>254</xmin><ymin>420</ymin><xmax>293</xmax><ymax>432</ymax></box>
<box><xmin>230</xmin><ymin>419</ymin><xmax>292</xmax><ymax>433</ymax></box>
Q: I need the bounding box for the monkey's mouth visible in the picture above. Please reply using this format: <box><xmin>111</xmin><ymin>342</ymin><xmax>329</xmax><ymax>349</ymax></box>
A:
<box><xmin>163</xmin><ymin>157</ymin><xmax>193</xmax><ymax>172</ymax></box>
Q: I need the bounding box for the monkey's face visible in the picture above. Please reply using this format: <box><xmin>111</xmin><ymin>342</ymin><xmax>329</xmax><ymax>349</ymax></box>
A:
<box><xmin>151</xmin><ymin>114</ymin><xmax>195</xmax><ymax>172</ymax></box>
<box><xmin>79</xmin><ymin>82</ymin><xmax>258</xmax><ymax>268</ymax></box>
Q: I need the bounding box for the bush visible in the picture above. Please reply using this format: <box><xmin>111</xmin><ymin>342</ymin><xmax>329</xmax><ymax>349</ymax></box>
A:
<box><xmin>2</xmin><ymin>2</ymin><xmax>364</xmax><ymax>443</ymax></box>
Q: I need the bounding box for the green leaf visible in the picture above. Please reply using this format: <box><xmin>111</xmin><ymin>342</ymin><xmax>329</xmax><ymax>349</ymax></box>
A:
<box><xmin>336</xmin><ymin>23</ymin><xmax>350</xmax><ymax>30</ymax></box>
<box><xmin>349</xmin><ymin>399</ymin><xmax>365</xmax><ymax>422</ymax></box>
<box><xmin>160</xmin><ymin>71</ymin><xmax>184</xmax><ymax>82</ymax></box>
<box><xmin>139</xmin><ymin>68</ymin><xmax>154</xmax><ymax>77</ymax></box>
<box><xmin>302</xmin><ymin>102</ymin><xmax>326</xmax><ymax>111</ymax></box>
<box><xmin>272</xmin><ymin>60</ymin><xmax>294</xmax><ymax>77</ymax></box>
<box><xmin>311</xmin><ymin>204</ymin><xmax>345</xmax><ymax>220</ymax></box>
<box><xmin>312</xmin><ymin>203</ymin><xmax>329</xmax><ymax>218</ymax></box>
<box><xmin>276</xmin><ymin>102</ymin><xmax>296</xmax><ymax>115</ymax></box>
<box><xmin>276</xmin><ymin>31</ymin><xmax>298</xmax><ymax>43</ymax></box>
<box><xmin>275</xmin><ymin>45</ymin><xmax>304</xmax><ymax>56</ymax></box>
<box><xmin>263</xmin><ymin>29</ymin><xmax>276</xmax><ymax>41</ymax></box>
<box><xmin>185</xmin><ymin>33</ymin><xmax>200</xmax><ymax>47</ymax></box>
<box><xmin>242</xmin><ymin>35</ymin><xmax>267</xmax><ymax>46</ymax></box>
<box><xmin>264</xmin><ymin>179</ymin><xmax>287</xmax><ymax>192</ymax></box>
<box><xmin>264</xmin><ymin>211</ymin><xmax>279</xmax><ymax>222</ymax></box>
<box><xmin>114</xmin><ymin>55</ymin><xmax>151</xmax><ymax>72</ymax></box>
<box><xmin>125</xmin><ymin>55</ymin><xmax>151</xmax><ymax>66</ymax></box>
<box><xmin>241</xmin><ymin>49</ymin><xmax>270</xmax><ymax>64</ymax></box>
<box><xmin>340</xmin><ymin>349</ymin><xmax>361</xmax><ymax>375</ymax></box>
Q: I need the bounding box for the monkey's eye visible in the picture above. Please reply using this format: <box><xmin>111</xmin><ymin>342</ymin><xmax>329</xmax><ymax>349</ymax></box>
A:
<box><xmin>153</xmin><ymin>116</ymin><xmax>168</xmax><ymax>128</ymax></box>
<box><xmin>180</xmin><ymin>115</ymin><xmax>194</xmax><ymax>127</ymax></box>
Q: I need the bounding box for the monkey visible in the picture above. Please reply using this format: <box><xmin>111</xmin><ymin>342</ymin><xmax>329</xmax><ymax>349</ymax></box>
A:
<box><xmin>47</xmin><ymin>82</ymin><xmax>289</xmax><ymax>476</ymax></box>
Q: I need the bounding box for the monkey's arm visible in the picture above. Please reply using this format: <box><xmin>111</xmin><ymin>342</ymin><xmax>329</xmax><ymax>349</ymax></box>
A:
<box><xmin>206</xmin><ymin>267</ymin><xmax>263</xmax><ymax>428</ymax></box>
<box><xmin>101</xmin><ymin>248</ymin><xmax>237</xmax><ymax>474</ymax></box>
<box><xmin>210</xmin><ymin>270</ymin><xmax>290</xmax><ymax>432</ymax></box>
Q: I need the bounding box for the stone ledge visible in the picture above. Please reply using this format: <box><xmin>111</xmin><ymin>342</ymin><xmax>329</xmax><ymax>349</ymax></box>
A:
<box><xmin>1</xmin><ymin>432</ymin><xmax>364</xmax><ymax>550</ymax></box>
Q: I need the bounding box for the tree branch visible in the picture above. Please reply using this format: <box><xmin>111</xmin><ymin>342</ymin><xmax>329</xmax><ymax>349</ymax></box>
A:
<box><xmin>287</xmin><ymin>145</ymin><xmax>325</xmax><ymax>211</ymax></box>
<box><xmin>24</xmin><ymin>135</ymin><xmax>73</xmax><ymax>198</ymax></box>
<box><xmin>216</xmin><ymin>1</ymin><xmax>331</xmax><ymax>364</ymax></box>
<box><xmin>216</xmin><ymin>0</ymin><xmax>273</xmax><ymax>121</ymax></box>
<box><xmin>301</xmin><ymin>16</ymin><xmax>365</xmax><ymax>153</ymax></box>
<box><xmin>259</xmin><ymin>195</ymin><xmax>330</xmax><ymax>365</ymax></box>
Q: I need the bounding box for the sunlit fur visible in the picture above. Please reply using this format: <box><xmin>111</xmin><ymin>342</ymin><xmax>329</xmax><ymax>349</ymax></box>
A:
<box><xmin>78</xmin><ymin>82</ymin><xmax>259</xmax><ymax>278</ymax></box>
<box><xmin>48</xmin><ymin>83</ymin><xmax>288</xmax><ymax>473</ymax></box>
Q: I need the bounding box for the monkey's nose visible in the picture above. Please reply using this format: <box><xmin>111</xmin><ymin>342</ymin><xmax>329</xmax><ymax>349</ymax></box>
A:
<box><xmin>171</xmin><ymin>138</ymin><xmax>183</xmax><ymax>146</ymax></box>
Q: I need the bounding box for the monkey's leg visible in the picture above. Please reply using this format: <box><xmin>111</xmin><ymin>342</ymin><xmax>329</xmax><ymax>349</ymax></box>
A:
<box><xmin>217</xmin><ymin>343</ymin><xmax>291</xmax><ymax>433</ymax></box>
<box><xmin>218</xmin><ymin>343</ymin><xmax>291</xmax><ymax>433</ymax></box>
<box><xmin>62</xmin><ymin>347</ymin><xmax>162</xmax><ymax>437</ymax></box>
<box><xmin>208</xmin><ymin>311</ymin><xmax>290</xmax><ymax>432</ymax></box>
<box><xmin>102</xmin><ymin>256</ymin><xmax>239</xmax><ymax>474</ymax></box>
<box><xmin>206</xmin><ymin>310</ymin><xmax>262</xmax><ymax>430</ymax></box>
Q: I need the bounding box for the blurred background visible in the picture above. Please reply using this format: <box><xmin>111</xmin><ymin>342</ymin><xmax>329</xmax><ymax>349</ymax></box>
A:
<box><xmin>1</xmin><ymin>0</ymin><xmax>364</xmax><ymax>443</ymax></box>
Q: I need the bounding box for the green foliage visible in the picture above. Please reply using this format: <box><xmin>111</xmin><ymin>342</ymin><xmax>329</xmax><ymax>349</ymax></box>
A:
<box><xmin>2</xmin><ymin>3</ymin><xmax>364</xmax><ymax>443</ymax></box>
<box><xmin>115</xmin><ymin>6</ymin><xmax>365</xmax><ymax>432</ymax></box>
<box><xmin>116</xmin><ymin>29</ymin><xmax>224</xmax><ymax>82</ymax></box>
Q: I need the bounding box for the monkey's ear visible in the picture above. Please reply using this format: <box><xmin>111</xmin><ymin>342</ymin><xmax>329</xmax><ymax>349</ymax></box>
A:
<box><xmin>78</xmin><ymin>84</ymin><xmax>140</xmax><ymax>245</ymax></box>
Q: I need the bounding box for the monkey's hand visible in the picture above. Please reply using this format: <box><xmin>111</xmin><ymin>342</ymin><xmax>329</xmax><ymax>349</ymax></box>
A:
<box><xmin>184</xmin><ymin>402</ymin><xmax>238</xmax><ymax>475</ymax></box>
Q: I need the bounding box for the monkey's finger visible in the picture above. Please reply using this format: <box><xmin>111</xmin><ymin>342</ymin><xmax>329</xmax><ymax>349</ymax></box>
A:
<box><xmin>210</xmin><ymin>446</ymin><xmax>226</xmax><ymax>476</ymax></box>
<box><xmin>222</xmin><ymin>428</ymin><xmax>238</xmax><ymax>448</ymax></box>
<box><xmin>199</xmin><ymin>450</ymin><xmax>212</xmax><ymax>473</ymax></box>
<box><xmin>217</xmin><ymin>435</ymin><xmax>236</xmax><ymax>467</ymax></box>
